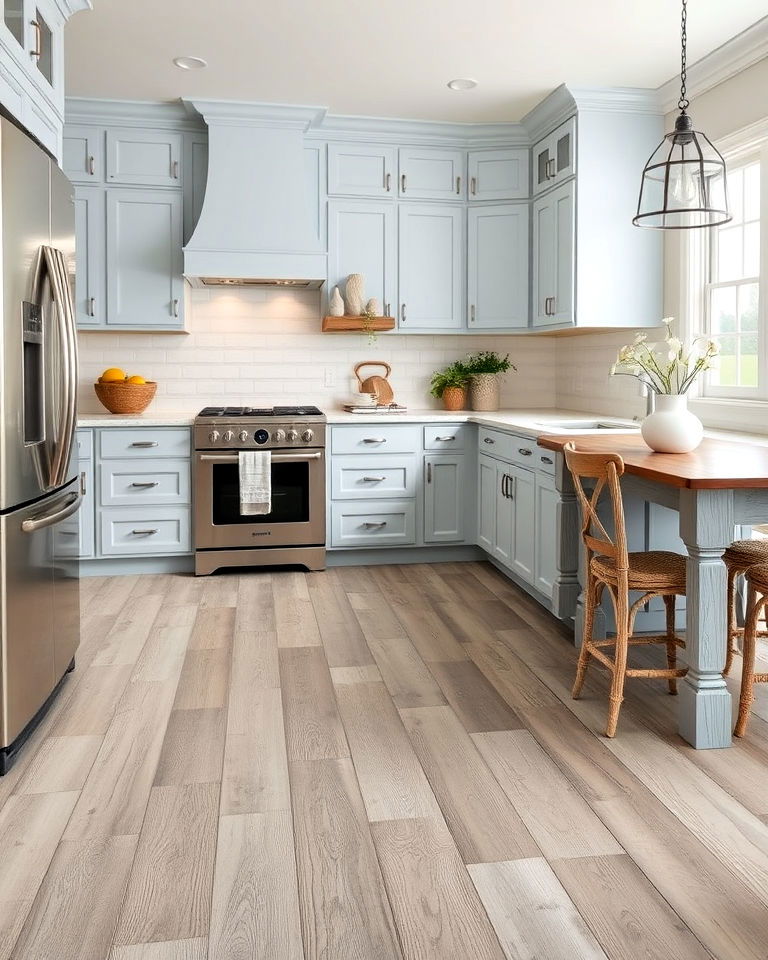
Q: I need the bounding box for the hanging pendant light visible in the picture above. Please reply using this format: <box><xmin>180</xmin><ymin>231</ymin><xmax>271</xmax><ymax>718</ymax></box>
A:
<box><xmin>634</xmin><ymin>0</ymin><xmax>731</xmax><ymax>229</ymax></box>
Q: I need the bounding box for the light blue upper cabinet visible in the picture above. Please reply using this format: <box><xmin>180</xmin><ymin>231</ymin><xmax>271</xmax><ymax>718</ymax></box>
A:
<box><xmin>62</xmin><ymin>125</ymin><xmax>104</xmax><ymax>182</ymax></box>
<box><xmin>106</xmin><ymin>189</ymin><xmax>184</xmax><ymax>328</ymax></box>
<box><xmin>533</xmin><ymin>116</ymin><xmax>576</xmax><ymax>196</ymax></box>
<box><xmin>106</xmin><ymin>129</ymin><xmax>183</xmax><ymax>187</ymax></box>
<box><xmin>467</xmin><ymin>203</ymin><xmax>529</xmax><ymax>330</ymax></box>
<box><xmin>328</xmin><ymin>199</ymin><xmax>396</xmax><ymax>317</ymax></box>
<box><xmin>327</xmin><ymin>143</ymin><xmax>396</xmax><ymax>198</ymax></box>
<box><xmin>532</xmin><ymin>180</ymin><xmax>575</xmax><ymax>328</ymax></box>
<box><xmin>398</xmin><ymin>203</ymin><xmax>463</xmax><ymax>330</ymax></box>
<box><xmin>398</xmin><ymin>148</ymin><xmax>465</xmax><ymax>201</ymax></box>
<box><xmin>73</xmin><ymin>185</ymin><xmax>105</xmax><ymax>327</ymax></box>
<box><xmin>468</xmin><ymin>149</ymin><xmax>529</xmax><ymax>201</ymax></box>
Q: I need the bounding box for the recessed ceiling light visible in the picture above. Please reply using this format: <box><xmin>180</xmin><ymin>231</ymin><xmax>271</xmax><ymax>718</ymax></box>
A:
<box><xmin>447</xmin><ymin>78</ymin><xmax>477</xmax><ymax>91</ymax></box>
<box><xmin>173</xmin><ymin>56</ymin><xmax>207</xmax><ymax>70</ymax></box>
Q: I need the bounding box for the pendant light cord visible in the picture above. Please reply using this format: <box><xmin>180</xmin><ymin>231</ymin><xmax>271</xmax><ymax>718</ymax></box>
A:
<box><xmin>678</xmin><ymin>0</ymin><xmax>689</xmax><ymax>113</ymax></box>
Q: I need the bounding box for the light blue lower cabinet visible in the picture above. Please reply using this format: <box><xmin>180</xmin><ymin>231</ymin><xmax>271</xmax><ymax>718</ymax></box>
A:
<box><xmin>534</xmin><ymin>472</ymin><xmax>559</xmax><ymax>596</ymax></box>
<box><xmin>509</xmin><ymin>464</ymin><xmax>535</xmax><ymax>584</ymax></box>
<box><xmin>100</xmin><ymin>458</ymin><xmax>191</xmax><ymax>507</ymax></box>
<box><xmin>331</xmin><ymin>455</ymin><xmax>417</xmax><ymax>500</ymax></box>
<box><xmin>424</xmin><ymin>454</ymin><xmax>465</xmax><ymax>543</ymax></box>
<box><xmin>100</xmin><ymin>506</ymin><xmax>191</xmax><ymax>556</ymax></box>
<box><xmin>331</xmin><ymin>500</ymin><xmax>416</xmax><ymax>547</ymax></box>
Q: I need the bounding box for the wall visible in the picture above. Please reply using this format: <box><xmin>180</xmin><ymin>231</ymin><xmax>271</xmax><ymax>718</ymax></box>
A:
<box><xmin>77</xmin><ymin>288</ymin><xmax>558</xmax><ymax>414</ymax></box>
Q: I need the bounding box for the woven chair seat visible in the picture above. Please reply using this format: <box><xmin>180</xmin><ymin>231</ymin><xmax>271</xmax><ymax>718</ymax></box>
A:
<box><xmin>724</xmin><ymin>539</ymin><xmax>768</xmax><ymax>571</ymax></box>
<box><xmin>746</xmin><ymin>562</ymin><xmax>768</xmax><ymax>594</ymax></box>
<box><xmin>591</xmin><ymin>551</ymin><xmax>687</xmax><ymax>590</ymax></box>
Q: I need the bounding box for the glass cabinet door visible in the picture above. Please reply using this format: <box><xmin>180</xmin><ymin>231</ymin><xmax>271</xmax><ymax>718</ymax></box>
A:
<box><xmin>31</xmin><ymin>7</ymin><xmax>53</xmax><ymax>85</ymax></box>
<box><xmin>3</xmin><ymin>0</ymin><xmax>25</xmax><ymax>46</ymax></box>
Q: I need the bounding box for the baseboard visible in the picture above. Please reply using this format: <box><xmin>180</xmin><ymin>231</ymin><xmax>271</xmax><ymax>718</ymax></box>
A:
<box><xmin>327</xmin><ymin>545</ymin><xmax>485</xmax><ymax>566</ymax></box>
<box><xmin>79</xmin><ymin>556</ymin><xmax>195</xmax><ymax>577</ymax></box>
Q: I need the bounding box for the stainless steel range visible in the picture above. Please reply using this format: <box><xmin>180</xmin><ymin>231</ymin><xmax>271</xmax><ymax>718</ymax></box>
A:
<box><xmin>193</xmin><ymin>406</ymin><xmax>326</xmax><ymax>575</ymax></box>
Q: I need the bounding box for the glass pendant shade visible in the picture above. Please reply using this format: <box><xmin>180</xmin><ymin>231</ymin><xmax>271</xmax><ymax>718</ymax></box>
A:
<box><xmin>634</xmin><ymin>114</ymin><xmax>731</xmax><ymax>230</ymax></box>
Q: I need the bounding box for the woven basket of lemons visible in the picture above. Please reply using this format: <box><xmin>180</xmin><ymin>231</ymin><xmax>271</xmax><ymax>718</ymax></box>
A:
<box><xmin>94</xmin><ymin>368</ymin><xmax>157</xmax><ymax>414</ymax></box>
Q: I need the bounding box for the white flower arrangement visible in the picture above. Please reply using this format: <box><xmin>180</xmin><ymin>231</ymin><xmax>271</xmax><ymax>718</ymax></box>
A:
<box><xmin>610</xmin><ymin>318</ymin><xmax>720</xmax><ymax>395</ymax></box>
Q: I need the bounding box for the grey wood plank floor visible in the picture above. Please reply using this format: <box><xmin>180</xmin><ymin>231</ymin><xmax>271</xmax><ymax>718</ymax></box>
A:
<box><xmin>2</xmin><ymin>561</ymin><xmax>768</xmax><ymax>958</ymax></box>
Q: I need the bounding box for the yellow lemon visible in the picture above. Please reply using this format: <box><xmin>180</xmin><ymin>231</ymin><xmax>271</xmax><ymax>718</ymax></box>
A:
<box><xmin>99</xmin><ymin>367</ymin><xmax>126</xmax><ymax>383</ymax></box>
<box><xmin>126</xmin><ymin>375</ymin><xmax>146</xmax><ymax>385</ymax></box>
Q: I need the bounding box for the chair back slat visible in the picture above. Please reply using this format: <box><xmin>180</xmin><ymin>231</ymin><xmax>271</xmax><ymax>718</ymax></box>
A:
<box><xmin>563</xmin><ymin>442</ymin><xmax>629</xmax><ymax>573</ymax></box>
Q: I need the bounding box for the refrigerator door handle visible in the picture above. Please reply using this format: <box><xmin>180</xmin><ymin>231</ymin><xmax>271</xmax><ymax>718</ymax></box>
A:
<box><xmin>42</xmin><ymin>246</ymin><xmax>78</xmax><ymax>490</ymax></box>
<box><xmin>21</xmin><ymin>490</ymin><xmax>81</xmax><ymax>533</ymax></box>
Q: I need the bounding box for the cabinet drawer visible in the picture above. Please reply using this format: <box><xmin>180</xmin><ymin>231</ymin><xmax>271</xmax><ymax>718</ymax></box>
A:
<box><xmin>100</xmin><ymin>459</ymin><xmax>191</xmax><ymax>506</ymax></box>
<box><xmin>100</xmin><ymin>506</ymin><xmax>191</xmax><ymax>556</ymax></box>
<box><xmin>332</xmin><ymin>455</ymin><xmax>417</xmax><ymax>500</ymax></box>
<box><xmin>331</xmin><ymin>500</ymin><xmax>416</xmax><ymax>547</ymax></box>
<box><xmin>478</xmin><ymin>427</ymin><xmax>515</xmax><ymax>461</ymax></box>
<box><xmin>536</xmin><ymin>449</ymin><xmax>556</xmax><ymax>476</ymax></box>
<box><xmin>99</xmin><ymin>428</ymin><xmax>190</xmax><ymax>459</ymax></box>
<box><xmin>509</xmin><ymin>435</ymin><xmax>538</xmax><ymax>468</ymax></box>
<box><xmin>331</xmin><ymin>425</ymin><xmax>420</xmax><ymax>455</ymax></box>
<box><xmin>75</xmin><ymin>429</ymin><xmax>93</xmax><ymax>460</ymax></box>
<box><xmin>423</xmin><ymin>424</ymin><xmax>467</xmax><ymax>451</ymax></box>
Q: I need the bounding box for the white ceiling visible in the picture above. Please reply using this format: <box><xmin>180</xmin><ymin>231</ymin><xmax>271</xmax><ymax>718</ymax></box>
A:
<box><xmin>65</xmin><ymin>1</ymin><xmax>767</xmax><ymax>122</ymax></box>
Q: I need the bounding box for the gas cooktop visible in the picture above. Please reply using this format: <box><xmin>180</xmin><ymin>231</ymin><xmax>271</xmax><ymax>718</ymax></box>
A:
<box><xmin>197</xmin><ymin>405</ymin><xmax>324</xmax><ymax>418</ymax></box>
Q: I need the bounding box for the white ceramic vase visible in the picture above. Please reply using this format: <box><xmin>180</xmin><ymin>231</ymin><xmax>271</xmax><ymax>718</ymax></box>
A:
<box><xmin>329</xmin><ymin>286</ymin><xmax>345</xmax><ymax>317</ymax></box>
<box><xmin>641</xmin><ymin>394</ymin><xmax>703</xmax><ymax>453</ymax></box>
<box><xmin>345</xmin><ymin>274</ymin><xmax>365</xmax><ymax>316</ymax></box>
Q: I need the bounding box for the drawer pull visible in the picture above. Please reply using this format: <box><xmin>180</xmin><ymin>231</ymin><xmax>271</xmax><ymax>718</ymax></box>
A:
<box><xmin>362</xmin><ymin>476</ymin><xmax>387</xmax><ymax>482</ymax></box>
<box><xmin>435</xmin><ymin>436</ymin><xmax>456</xmax><ymax>441</ymax></box>
<box><xmin>363</xmin><ymin>521</ymin><xmax>387</xmax><ymax>529</ymax></box>
<box><xmin>540</xmin><ymin>455</ymin><xmax>554</xmax><ymax>465</ymax></box>
<box><xmin>131</xmin><ymin>528</ymin><xmax>158</xmax><ymax>536</ymax></box>
<box><xmin>483</xmin><ymin>437</ymin><xmax>495</xmax><ymax>445</ymax></box>
<box><xmin>130</xmin><ymin>441</ymin><xmax>159</xmax><ymax>448</ymax></box>
<box><xmin>130</xmin><ymin>481</ymin><xmax>159</xmax><ymax>488</ymax></box>
<box><xmin>362</xmin><ymin>437</ymin><xmax>387</xmax><ymax>444</ymax></box>
<box><xmin>518</xmin><ymin>448</ymin><xmax>533</xmax><ymax>456</ymax></box>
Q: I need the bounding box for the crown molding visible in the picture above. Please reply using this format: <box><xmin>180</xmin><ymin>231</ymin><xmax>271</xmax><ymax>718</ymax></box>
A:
<box><xmin>54</xmin><ymin>0</ymin><xmax>91</xmax><ymax>18</ymax></box>
<box><xmin>185</xmin><ymin>99</ymin><xmax>327</xmax><ymax>131</ymax></box>
<box><xmin>716</xmin><ymin>115</ymin><xmax>768</xmax><ymax>157</ymax></box>
<box><xmin>308</xmin><ymin>113</ymin><xmax>528</xmax><ymax>147</ymax></box>
<box><xmin>65</xmin><ymin>97</ymin><xmax>205</xmax><ymax>130</ymax></box>
<box><xmin>657</xmin><ymin>15</ymin><xmax>768</xmax><ymax>114</ymax></box>
<box><xmin>521</xmin><ymin>84</ymin><xmax>661</xmax><ymax>142</ymax></box>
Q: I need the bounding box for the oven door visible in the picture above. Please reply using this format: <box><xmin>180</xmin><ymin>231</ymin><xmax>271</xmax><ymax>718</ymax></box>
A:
<box><xmin>194</xmin><ymin>449</ymin><xmax>326</xmax><ymax>549</ymax></box>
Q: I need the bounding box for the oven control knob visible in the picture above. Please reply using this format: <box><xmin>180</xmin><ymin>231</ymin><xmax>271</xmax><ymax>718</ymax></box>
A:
<box><xmin>238</xmin><ymin>430</ymin><xmax>249</xmax><ymax>442</ymax></box>
<box><xmin>223</xmin><ymin>430</ymin><xmax>235</xmax><ymax>443</ymax></box>
<box><xmin>301</xmin><ymin>429</ymin><xmax>314</xmax><ymax>443</ymax></box>
<box><xmin>208</xmin><ymin>430</ymin><xmax>220</xmax><ymax>444</ymax></box>
<box><xmin>286</xmin><ymin>429</ymin><xmax>299</xmax><ymax>442</ymax></box>
<box><xmin>273</xmin><ymin>429</ymin><xmax>286</xmax><ymax>443</ymax></box>
<box><xmin>254</xmin><ymin>429</ymin><xmax>269</xmax><ymax>445</ymax></box>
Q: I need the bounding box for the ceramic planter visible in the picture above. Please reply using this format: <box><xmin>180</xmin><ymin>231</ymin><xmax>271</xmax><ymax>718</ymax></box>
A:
<box><xmin>469</xmin><ymin>373</ymin><xmax>500</xmax><ymax>412</ymax></box>
<box><xmin>441</xmin><ymin>386</ymin><xmax>467</xmax><ymax>411</ymax></box>
<box><xmin>641</xmin><ymin>394</ymin><xmax>703</xmax><ymax>453</ymax></box>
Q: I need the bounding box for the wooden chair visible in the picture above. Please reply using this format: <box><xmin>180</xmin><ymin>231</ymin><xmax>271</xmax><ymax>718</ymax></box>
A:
<box><xmin>723</xmin><ymin>539</ymin><xmax>768</xmax><ymax>675</ymax></box>
<box><xmin>734</xmin><ymin>562</ymin><xmax>768</xmax><ymax>738</ymax></box>
<box><xmin>564</xmin><ymin>442</ymin><xmax>688</xmax><ymax>737</ymax></box>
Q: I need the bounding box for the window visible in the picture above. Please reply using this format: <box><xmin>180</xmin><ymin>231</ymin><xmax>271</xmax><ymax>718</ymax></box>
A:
<box><xmin>699</xmin><ymin>146</ymin><xmax>766</xmax><ymax>399</ymax></box>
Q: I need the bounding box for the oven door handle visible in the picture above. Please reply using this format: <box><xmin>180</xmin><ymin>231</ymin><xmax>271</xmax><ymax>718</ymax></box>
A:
<box><xmin>198</xmin><ymin>451</ymin><xmax>323</xmax><ymax>463</ymax></box>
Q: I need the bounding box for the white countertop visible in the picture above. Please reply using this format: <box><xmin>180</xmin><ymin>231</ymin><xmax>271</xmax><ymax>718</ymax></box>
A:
<box><xmin>77</xmin><ymin>411</ymin><xmax>197</xmax><ymax>427</ymax></box>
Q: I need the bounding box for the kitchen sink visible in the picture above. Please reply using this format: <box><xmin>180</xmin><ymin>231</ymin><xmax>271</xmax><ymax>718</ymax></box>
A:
<box><xmin>535</xmin><ymin>419</ymin><xmax>640</xmax><ymax>432</ymax></box>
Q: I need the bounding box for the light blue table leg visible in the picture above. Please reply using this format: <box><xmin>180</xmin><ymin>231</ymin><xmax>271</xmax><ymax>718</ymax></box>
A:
<box><xmin>678</xmin><ymin>488</ymin><xmax>733</xmax><ymax>749</ymax></box>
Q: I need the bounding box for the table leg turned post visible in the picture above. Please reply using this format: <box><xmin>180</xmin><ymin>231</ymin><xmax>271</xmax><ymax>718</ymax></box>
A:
<box><xmin>678</xmin><ymin>488</ymin><xmax>733</xmax><ymax>749</ymax></box>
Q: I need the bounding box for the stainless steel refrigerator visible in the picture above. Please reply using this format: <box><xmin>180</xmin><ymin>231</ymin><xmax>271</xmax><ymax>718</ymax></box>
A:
<box><xmin>0</xmin><ymin>115</ymin><xmax>80</xmax><ymax>774</ymax></box>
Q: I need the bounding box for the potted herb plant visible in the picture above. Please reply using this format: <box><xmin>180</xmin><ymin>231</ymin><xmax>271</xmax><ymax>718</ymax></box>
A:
<box><xmin>464</xmin><ymin>351</ymin><xmax>516</xmax><ymax>412</ymax></box>
<box><xmin>430</xmin><ymin>361</ymin><xmax>470</xmax><ymax>411</ymax></box>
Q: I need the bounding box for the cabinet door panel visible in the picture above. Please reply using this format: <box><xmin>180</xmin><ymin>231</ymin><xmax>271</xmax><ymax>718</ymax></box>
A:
<box><xmin>424</xmin><ymin>454</ymin><xmax>464</xmax><ymax>543</ymax></box>
<box><xmin>468</xmin><ymin>203</ymin><xmax>528</xmax><ymax>330</ymax></box>
<box><xmin>106</xmin><ymin>190</ymin><xmax>184</xmax><ymax>328</ymax></box>
<box><xmin>477</xmin><ymin>454</ymin><xmax>496</xmax><ymax>553</ymax></box>
<box><xmin>63</xmin><ymin>125</ymin><xmax>103</xmax><ymax>182</ymax></box>
<box><xmin>510</xmin><ymin>465</ymin><xmax>535</xmax><ymax>583</ymax></box>
<box><xmin>74</xmin><ymin>185</ymin><xmax>105</xmax><ymax>327</ymax></box>
<box><xmin>328</xmin><ymin>200</ymin><xmax>396</xmax><ymax>317</ymax></box>
<box><xmin>398</xmin><ymin>204</ymin><xmax>463</xmax><ymax>330</ymax></box>
<box><xmin>553</xmin><ymin>181</ymin><xmax>575</xmax><ymax>325</ymax></box>
<box><xmin>327</xmin><ymin>143</ymin><xmax>395</xmax><ymax>198</ymax></box>
<box><xmin>532</xmin><ymin>193</ymin><xmax>555</xmax><ymax>327</ymax></box>
<box><xmin>399</xmin><ymin>148</ymin><xmax>464</xmax><ymax>200</ymax></box>
<box><xmin>183</xmin><ymin>132</ymin><xmax>208</xmax><ymax>244</ymax></box>
<box><xmin>468</xmin><ymin>149</ymin><xmax>528</xmax><ymax>201</ymax></box>
<box><xmin>494</xmin><ymin>462</ymin><xmax>513</xmax><ymax>567</ymax></box>
<box><xmin>552</xmin><ymin>117</ymin><xmax>576</xmax><ymax>183</ymax></box>
<box><xmin>106</xmin><ymin>129</ymin><xmax>182</xmax><ymax>187</ymax></box>
<box><xmin>535</xmin><ymin>472</ymin><xmax>558</xmax><ymax>598</ymax></box>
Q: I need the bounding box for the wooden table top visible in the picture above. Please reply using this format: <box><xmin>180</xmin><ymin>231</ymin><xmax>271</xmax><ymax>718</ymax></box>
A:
<box><xmin>537</xmin><ymin>434</ymin><xmax>768</xmax><ymax>490</ymax></box>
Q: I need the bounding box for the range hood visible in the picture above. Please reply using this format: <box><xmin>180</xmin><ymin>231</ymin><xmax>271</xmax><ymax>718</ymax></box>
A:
<box><xmin>183</xmin><ymin>100</ymin><xmax>327</xmax><ymax>288</ymax></box>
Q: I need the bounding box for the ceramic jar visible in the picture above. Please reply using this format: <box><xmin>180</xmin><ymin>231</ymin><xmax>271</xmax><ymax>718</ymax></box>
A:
<box><xmin>345</xmin><ymin>273</ymin><xmax>365</xmax><ymax>316</ymax></box>
<box><xmin>441</xmin><ymin>386</ymin><xmax>467</xmax><ymax>411</ymax></box>
<box><xmin>641</xmin><ymin>394</ymin><xmax>703</xmax><ymax>453</ymax></box>
<box><xmin>469</xmin><ymin>374</ymin><xmax>500</xmax><ymax>412</ymax></box>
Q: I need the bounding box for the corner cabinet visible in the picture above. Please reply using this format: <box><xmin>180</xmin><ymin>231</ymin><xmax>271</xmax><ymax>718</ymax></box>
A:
<box><xmin>398</xmin><ymin>204</ymin><xmax>463</xmax><ymax>330</ymax></box>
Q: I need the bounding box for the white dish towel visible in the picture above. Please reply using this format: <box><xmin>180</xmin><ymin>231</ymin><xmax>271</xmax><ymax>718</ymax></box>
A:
<box><xmin>239</xmin><ymin>450</ymin><xmax>271</xmax><ymax>515</ymax></box>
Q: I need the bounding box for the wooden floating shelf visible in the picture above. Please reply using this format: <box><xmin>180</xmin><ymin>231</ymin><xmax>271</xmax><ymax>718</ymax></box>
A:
<box><xmin>322</xmin><ymin>315</ymin><xmax>396</xmax><ymax>333</ymax></box>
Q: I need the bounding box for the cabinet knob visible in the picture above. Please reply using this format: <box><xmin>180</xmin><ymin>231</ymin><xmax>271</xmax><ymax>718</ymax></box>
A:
<box><xmin>483</xmin><ymin>437</ymin><xmax>495</xmax><ymax>444</ymax></box>
<box><xmin>470</xmin><ymin>304</ymin><xmax>476</xmax><ymax>324</ymax></box>
<box><xmin>385</xmin><ymin>172</ymin><xmax>392</xmax><ymax>192</ymax></box>
<box><xmin>518</xmin><ymin>447</ymin><xmax>532</xmax><ymax>456</ymax></box>
<box><xmin>400</xmin><ymin>303</ymin><xmax>406</xmax><ymax>324</ymax></box>
<box><xmin>88</xmin><ymin>155</ymin><xmax>95</xmax><ymax>176</ymax></box>
<box><xmin>172</xmin><ymin>159</ymin><xmax>180</xmax><ymax>179</ymax></box>
<box><xmin>401</xmin><ymin>173</ymin><xmax>407</xmax><ymax>193</ymax></box>
<box><xmin>456</xmin><ymin>175</ymin><xmax>461</xmax><ymax>195</ymax></box>
<box><xmin>470</xmin><ymin>176</ymin><xmax>477</xmax><ymax>195</ymax></box>
<box><xmin>30</xmin><ymin>19</ymin><xmax>41</xmax><ymax>57</ymax></box>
